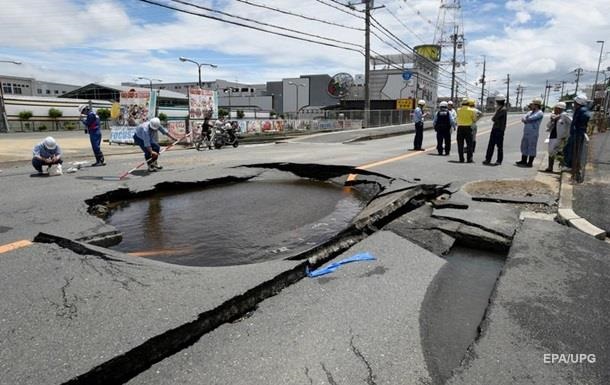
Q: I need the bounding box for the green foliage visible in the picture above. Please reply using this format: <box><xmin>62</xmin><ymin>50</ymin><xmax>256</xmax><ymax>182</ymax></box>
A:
<box><xmin>236</xmin><ymin>110</ymin><xmax>245</xmax><ymax>119</ymax></box>
<box><xmin>97</xmin><ymin>108</ymin><xmax>111</xmax><ymax>121</ymax></box>
<box><xmin>560</xmin><ymin>92</ymin><xmax>576</xmax><ymax>101</ymax></box>
<box><xmin>38</xmin><ymin>124</ymin><xmax>47</xmax><ymax>131</ymax></box>
<box><xmin>18</xmin><ymin>110</ymin><xmax>33</xmax><ymax>120</ymax></box>
<box><xmin>158</xmin><ymin>112</ymin><xmax>168</xmax><ymax>122</ymax></box>
<box><xmin>64</xmin><ymin>122</ymin><xmax>76</xmax><ymax>130</ymax></box>
<box><xmin>48</xmin><ymin>108</ymin><xmax>63</xmax><ymax>119</ymax></box>
<box><xmin>218</xmin><ymin>108</ymin><xmax>229</xmax><ymax>118</ymax></box>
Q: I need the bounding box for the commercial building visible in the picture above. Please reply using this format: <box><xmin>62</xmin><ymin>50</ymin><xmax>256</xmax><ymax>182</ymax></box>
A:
<box><xmin>0</xmin><ymin>75</ymin><xmax>79</xmax><ymax>97</ymax></box>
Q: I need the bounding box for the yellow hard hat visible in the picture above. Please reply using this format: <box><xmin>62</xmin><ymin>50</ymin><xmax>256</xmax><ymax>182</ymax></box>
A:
<box><xmin>468</xmin><ymin>99</ymin><xmax>476</xmax><ymax>107</ymax></box>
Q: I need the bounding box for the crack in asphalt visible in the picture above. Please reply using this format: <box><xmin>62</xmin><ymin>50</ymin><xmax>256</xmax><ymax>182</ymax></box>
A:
<box><xmin>350</xmin><ymin>334</ymin><xmax>377</xmax><ymax>385</ymax></box>
<box><xmin>78</xmin><ymin>255</ymin><xmax>148</xmax><ymax>290</ymax></box>
<box><xmin>304</xmin><ymin>367</ymin><xmax>314</xmax><ymax>385</ymax></box>
<box><xmin>320</xmin><ymin>363</ymin><xmax>339</xmax><ymax>385</ymax></box>
<box><xmin>47</xmin><ymin>276</ymin><xmax>78</xmax><ymax>320</ymax></box>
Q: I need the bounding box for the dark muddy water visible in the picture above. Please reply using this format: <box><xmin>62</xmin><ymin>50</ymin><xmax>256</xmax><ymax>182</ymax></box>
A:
<box><xmin>107</xmin><ymin>178</ymin><xmax>366</xmax><ymax>266</ymax></box>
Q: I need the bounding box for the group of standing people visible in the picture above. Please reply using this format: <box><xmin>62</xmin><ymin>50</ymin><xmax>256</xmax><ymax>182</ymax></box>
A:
<box><xmin>426</xmin><ymin>97</ymin><xmax>485</xmax><ymax>163</ymax></box>
<box><xmin>425</xmin><ymin>93</ymin><xmax>590</xmax><ymax>172</ymax></box>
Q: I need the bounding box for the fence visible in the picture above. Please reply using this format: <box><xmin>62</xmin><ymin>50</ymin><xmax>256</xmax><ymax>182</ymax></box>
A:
<box><xmin>5</xmin><ymin>119</ymin><xmax>112</xmax><ymax>132</ymax></box>
<box><xmin>284</xmin><ymin>109</ymin><xmax>417</xmax><ymax>128</ymax></box>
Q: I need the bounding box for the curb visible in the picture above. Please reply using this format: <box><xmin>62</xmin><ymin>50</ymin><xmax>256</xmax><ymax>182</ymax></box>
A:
<box><xmin>557</xmin><ymin>171</ymin><xmax>606</xmax><ymax>240</ymax></box>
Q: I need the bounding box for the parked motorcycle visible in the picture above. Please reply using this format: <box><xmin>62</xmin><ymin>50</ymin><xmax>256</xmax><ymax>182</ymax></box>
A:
<box><xmin>210</xmin><ymin>121</ymin><xmax>239</xmax><ymax>149</ymax></box>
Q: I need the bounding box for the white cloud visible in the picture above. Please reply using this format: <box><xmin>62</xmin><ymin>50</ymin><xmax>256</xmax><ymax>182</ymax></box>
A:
<box><xmin>1</xmin><ymin>0</ymin><xmax>609</xmax><ymax>104</ymax></box>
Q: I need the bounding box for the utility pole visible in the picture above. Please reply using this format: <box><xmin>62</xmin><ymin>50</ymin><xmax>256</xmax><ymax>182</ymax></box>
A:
<box><xmin>364</xmin><ymin>0</ymin><xmax>371</xmax><ymax>128</ymax></box>
<box><xmin>560</xmin><ymin>80</ymin><xmax>566</xmax><ymax>99</ymax></box>
<box><xmin>505</xmin><ymin>73</ymin><xmax>510</xmax><ymax>109</ymax></box>
<box><xmin>574</xmin><ymin>68</ymin><xmax>583</xmax><ymax>95</ymax></box>
<box><xmin>542</xmin><ymin>80</ymin><xmax>552</xmax><ymax>111</ymax></box>
<box><xmin>450</xmin><ymin>25</ymin><xmax>458</xmax><ymax>101</ymax></box>
<box><xmin>479</xmin><ymin>56</ymin><xmax>486</xmax><ymax>110</ymax></box>
<box><xmin>593</xmin><ymin>40</ymin><xmax>605</xmax><ymax>100</ymax></box>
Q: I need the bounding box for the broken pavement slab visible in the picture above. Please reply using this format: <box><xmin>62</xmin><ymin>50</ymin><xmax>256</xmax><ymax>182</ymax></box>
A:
<box><xmin>387</xmin><ymin>205</ymin><xmax>512</xmax><ymax>254</ymax></box>
<box><xmin>0</xmin><ymin>240</ymin><xmax>303</xmax><ymax>385</ymax></box>
<box><xmin>127</xmin><ymin>231</ymin><xmax>447</xmax><ymax>385</ymax></box>
<box><xmin>432</xmin><ymin>200</ymin><xmax>521</xmax><ymax>239</ymax></box>
<box><xmin>447</xmin><ymin>219</ymin><xmax>610</xmax><ymax>385</ymax></box>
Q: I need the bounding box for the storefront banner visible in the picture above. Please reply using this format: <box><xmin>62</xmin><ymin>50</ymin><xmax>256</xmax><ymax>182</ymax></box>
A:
<box><xmin>167</xmin><ymin>120</ymin><xmax>190</xmax><ymax>143</ymax></box>
<box><xmin>109</xmin><ymin>126</ymin><xmax>136</xmax><ymax>144</ymax></box>
<box><xmin>189</xmin><ymin>88</ymin><xmax>217</xmax><ymax>120</ymax></box>
<box><xmin>119</xmin><ymin>90</ymin><xmax>150</xmax><ymax>126</ymax></box>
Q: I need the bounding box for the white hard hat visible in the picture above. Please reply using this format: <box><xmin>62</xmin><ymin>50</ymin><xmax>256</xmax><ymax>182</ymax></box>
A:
<box><xmin>149</xmin><ymin>117</ymin><xmax>161</xmax><ymax>130</ymax></box>
<box><xmin>447</xmin><ymin>100</ymin><xmax>454</xmax><ymax>105</ymax></box>
<box><xmin>439</xmin><ymin>101</ymin><xmax>448</xmax><ymax>108</ymax></box>
<box><xmin>554</xmin><ymin>102</ymin><xmax>566</xmax><ymax>110</ymax></box>
<box><xmin>43</xmin><ymin>136</ymin><xmax>57</xmax><ymax>150</ymax></box>
<box><xmin>573</xmin><ymin>95</ymin><xmax>587</xmax><ymax>105</ymax></box>
<box><xmin>495</xmin><ymin>94</ymin><xmax>506</xmax><ymax>102</ymax></box>
<box><xmin>418</xmin><ymin>99</ymin><xmax>425</xmax><ymax>105</ymax></box>
<box><xmin>78</xmin><ymin>104</ymin><xmax>90</xmax><ymax>114</ymax></box>
<box><xmin>531</xmin><ymin>98</ymin><xmax>543</xmax><ymax>106</ymax></box>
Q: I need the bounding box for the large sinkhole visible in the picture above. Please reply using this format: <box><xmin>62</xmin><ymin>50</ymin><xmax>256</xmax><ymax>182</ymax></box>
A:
<box><xmin>105</xmin><ymin>172</ymin><xmax>372</xmax><ymax>267</ymax></box>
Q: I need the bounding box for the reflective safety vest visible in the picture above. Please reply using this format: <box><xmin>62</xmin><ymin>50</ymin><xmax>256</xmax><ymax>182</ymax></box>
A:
<box><xmin>456</xmin><ymin>106</ymin><xmax>476</xmax><ymax>126</ymax></box>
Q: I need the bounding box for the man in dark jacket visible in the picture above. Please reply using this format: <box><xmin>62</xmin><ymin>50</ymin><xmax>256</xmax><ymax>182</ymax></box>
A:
<box><xmin>433</xmin><ymin>101</ymin><xmax>455</xmax><ymax>155</ymax></box>
<box><xmin>563</xmin><ymin>95</ymin><xmax>591</xmax><ymax>178</ymax></box>
<box><xmin>483</xmin><ymin>95</ymin><xmax>507</xmax><ymax>165</ymax></box>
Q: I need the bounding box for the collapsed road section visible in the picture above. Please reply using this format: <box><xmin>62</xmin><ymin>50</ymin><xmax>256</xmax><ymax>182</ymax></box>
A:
<box><xmin>1</xmin><ymin>163</ymin><xmax>543</xmax><ymax>385</ymax></box>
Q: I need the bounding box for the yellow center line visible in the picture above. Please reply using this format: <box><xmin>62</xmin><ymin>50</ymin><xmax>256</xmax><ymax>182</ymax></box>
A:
<box><xmin>0</xmin><ymin>240</ymin><xmax>33</xmax><ymax>254</ymax></box>
<box><xmin>347</xmin><ymin>120</ymin><xmax>521</xmax><ymax>181</ymax></box>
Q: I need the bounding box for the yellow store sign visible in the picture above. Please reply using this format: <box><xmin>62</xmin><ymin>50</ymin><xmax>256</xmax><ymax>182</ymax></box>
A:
<box><xmin>396</xmin><ymin>99</ymin><xmax>414</xmax><ymax>110</ymax></box>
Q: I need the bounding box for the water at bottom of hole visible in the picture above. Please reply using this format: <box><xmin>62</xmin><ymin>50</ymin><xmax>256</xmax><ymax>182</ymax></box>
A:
<box><xmin>107</xmin><ymin>178</ymin><xmax>366</xmax><ymax>267</ymax></box>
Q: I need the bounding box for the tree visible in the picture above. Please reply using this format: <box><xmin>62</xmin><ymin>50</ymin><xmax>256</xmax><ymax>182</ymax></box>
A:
<box><xmin>18</xmin><ymin>110</ymin><xmax>33</xmax><ymax>131</ymax></box>
<box><xmin>236</xmin><ymin>110</ymin><xmax>245</xmax><ymax>119</ymax></box>
<box><xmin>158</xmin><ymin>112</ymin><xmax>168</xmax><ymax>122</ymax></box>
<box><xmin>97</xmin><ymin>108</ymin><xmax>111</xmax><ymax>129</ymax></box>
<box><xmin>218</xmin><ymin>108</ymin><xmax>229</xmax><ymax>119</ymax></box>
<box><xmin>48</xmin><ymin>108</ymin><xmax>63</xmax><ymax>130</ymax></box>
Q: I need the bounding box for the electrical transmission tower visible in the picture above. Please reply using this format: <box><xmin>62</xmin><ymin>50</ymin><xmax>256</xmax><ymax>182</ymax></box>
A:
<box><xmin>434</xmin><ymin>0</ymin><xmax>467</xmax><ymax>100</ymax></box>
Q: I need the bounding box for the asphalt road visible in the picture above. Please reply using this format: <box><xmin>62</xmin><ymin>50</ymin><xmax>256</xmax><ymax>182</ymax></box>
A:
<box><xmin>2</xmin><ymin>114</ymin><xmax>606</xmax><ymax>385</ymax></box>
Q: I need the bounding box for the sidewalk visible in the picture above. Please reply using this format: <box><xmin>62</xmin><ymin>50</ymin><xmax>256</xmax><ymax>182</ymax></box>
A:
<box><xmin>571</xmin><ymin>130</ymin><xmax>610</xmax><ymax>237</ymax></box>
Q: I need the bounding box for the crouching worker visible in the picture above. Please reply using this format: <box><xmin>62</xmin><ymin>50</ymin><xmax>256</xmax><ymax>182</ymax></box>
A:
<box><xmin>133</xmin><ymin>117</ymin><xmax>178</xmax><ymax>172</ymax></box>
<box><xmin>32</xmin><ymin>136</ymin><xmax>62</xmax><ymax>174</ymax></box>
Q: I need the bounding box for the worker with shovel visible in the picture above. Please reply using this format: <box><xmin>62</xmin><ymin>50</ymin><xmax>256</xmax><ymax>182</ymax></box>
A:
<box><xmin>133</xmin><ymin>117</ymin><xmax>178</xmax><ymax>172</ymax></box>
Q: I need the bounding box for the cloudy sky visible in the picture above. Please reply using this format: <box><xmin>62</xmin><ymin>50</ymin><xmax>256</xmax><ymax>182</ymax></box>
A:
<box><xmin>1</xmin><ymin>0</ymin><xmax>608</xmax><ymax>103</ymax></box>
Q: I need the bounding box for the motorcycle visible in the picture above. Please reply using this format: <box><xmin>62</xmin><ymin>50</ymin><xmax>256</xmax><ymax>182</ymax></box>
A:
<box><xmin>210</xmin><ymin>121</ymin><xmax>240</xmax><ymax>149</ymax></box>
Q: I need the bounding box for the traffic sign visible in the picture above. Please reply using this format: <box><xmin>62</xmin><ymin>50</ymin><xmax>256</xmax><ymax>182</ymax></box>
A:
<box><xmin>402</xmin><ymin>71</ymin><xmax>412</xmax><ymax>81</ymax></box>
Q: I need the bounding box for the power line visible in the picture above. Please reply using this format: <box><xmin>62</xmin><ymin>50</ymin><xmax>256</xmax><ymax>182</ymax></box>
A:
<box><xmin>314</xmin><ymin>0</ymin><xmax>365</xmax><ymax>19</ymax></box>
<box><xmin>369</xmin><ymin>15</ymin><xmax>480</xmax><ymax>94</ymax></box>
<box><xmin>138</xmin><ymin>0</ymin><xmax>364</xmax><ymax>54</ymax></box>
<box><xmin>234</xmin><ymin>0</ymin><xmax>365</xmax><ymax>31</ymax></box>
<box><xmin>168</xmin><ymin>0</ymin><xmax>362</xmax><ymax>49</ymax></box>
<box><xmin>382</xmin><ymin>6</ymin><xmax>425</xmax><ymax>44</ymax></box>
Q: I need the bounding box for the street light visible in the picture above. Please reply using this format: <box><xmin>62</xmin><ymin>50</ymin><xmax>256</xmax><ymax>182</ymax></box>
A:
<box><xmin>0</xmin><ymin>60</ymin><xmax>23</xmax><ymax>132</ymax></box>
<box><xmin>178</xmin><ymin>56</ymin><xmax>217</xmax><ymax>88</ymax></box>
<box><xmin>288</xmin><ymin>81</ymin><xmax>305</xmax><ymax>119</ymax></box>
<box><xmin>135</xmin><ymin>76</ymin><xmax>162</xmax><ymax>92</ymax></box>
<box><xmin>593</xmin><ymin>40</ymin><xmax>605</xmax><ymax>100</ymax></box>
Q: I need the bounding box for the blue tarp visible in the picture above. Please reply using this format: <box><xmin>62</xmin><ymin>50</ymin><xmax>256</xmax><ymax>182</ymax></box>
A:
<box><xmin>306</xmin><ymin>252</ymin><xmax>376</xmax><ymax>278</ymax></box>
